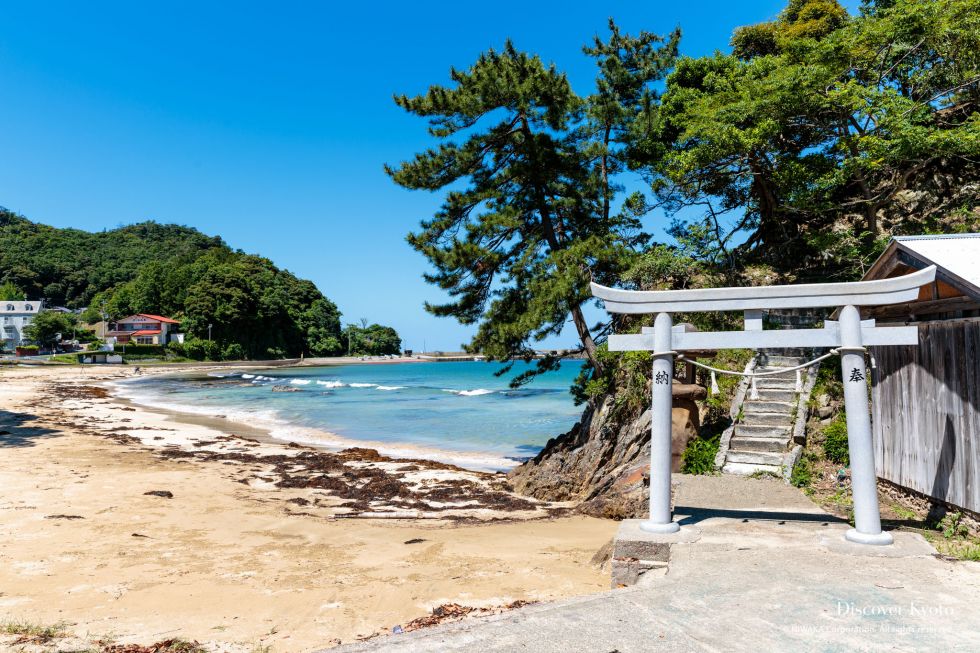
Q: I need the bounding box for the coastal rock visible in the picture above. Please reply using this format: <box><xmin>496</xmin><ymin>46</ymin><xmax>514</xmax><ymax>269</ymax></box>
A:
<box><xmin>508</xmin><ymin>389</ymin><xmax>701</xmax><ymax>519</ymax></box>
<box><xmin>271</xmin><ymin>385</ymin><xmax>301</xmax><ymax>392</ymax></box>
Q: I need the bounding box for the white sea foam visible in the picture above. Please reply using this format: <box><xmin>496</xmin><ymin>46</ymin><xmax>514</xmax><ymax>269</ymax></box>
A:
<box><xmin>348</xmin><ymin>383</ymin><xmax>378</xmax><ymax>388</ymax></box>
<box><xmin>109</xmin><ymin>377</ymin><xmax>524</xmax><ymax>472</ymax></box>
<box><xmin>316</xmin><ymin>380</ymin><xmax>345</xmax><ymax>388</ymax></box>
<box><xmin>442</xmin><ymin>388</ymin><xmax>495</xmax><ymax>397</ymax></box>
<box><xmin>289</xmin><ymin>379</ymin><xmax>312</xmax><ymax>385</ymax></box>
<box><xmin>241</xmin><ymin>373</ymin><xmax>255</xmax><ymax>379</ymax></box>
<box><xmin>375</xmin><ymin>385</ymin><xmax>404</xmax><ymax>391</ymax></box>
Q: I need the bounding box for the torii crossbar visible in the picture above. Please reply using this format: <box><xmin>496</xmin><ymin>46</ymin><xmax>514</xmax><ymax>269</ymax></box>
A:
<box><xmin>592</xmin><ymin>265</ymin><xmax>937</xmax><ymax>546</ymax></box>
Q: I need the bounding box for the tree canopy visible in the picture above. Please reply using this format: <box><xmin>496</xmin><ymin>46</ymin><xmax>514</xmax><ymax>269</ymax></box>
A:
<box><xmin>0</xmin><ymin>208</ymin><xmax>389</xmax><ymax>359</ymax></box>
<box><xmin>0</xmin><ymin>281</ymin><xmax>25</xmax><ymax>301</ymax></box>
<box><xmin>649</xmin><ymin>0</ymin><xmax>980</xmax><ymax>278</ymax></box>
<box><xmin>388</xmin><ymin>25</ymin><xmax>679</xmax><ymax>381</ymax></box>
<box><xmin>345</xmin><ymin>322</ymin><xmax>402</xmax><ymax>356</ymax></box>
<box><xmin>393</xmin><ymin>0</ymin><xmax>978</xmax><ymax>391</ymax></box>
<box><xmin>22</xmin><ymin>311</ymin><xmax>78</xmax><ymax>348</ymax></box>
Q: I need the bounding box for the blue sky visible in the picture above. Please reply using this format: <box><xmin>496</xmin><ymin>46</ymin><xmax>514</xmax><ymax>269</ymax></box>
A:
<box><xmin>0</xmin><ymin>1</ymin><xmax>860</xmax><ymax>351</ymax></box>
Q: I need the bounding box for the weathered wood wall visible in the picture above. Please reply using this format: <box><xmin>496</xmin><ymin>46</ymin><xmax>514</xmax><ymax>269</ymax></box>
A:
<box><xmin>871</xmin><ymin>320</ymin><xmax>979</xmax><ymax>514</ymax></box>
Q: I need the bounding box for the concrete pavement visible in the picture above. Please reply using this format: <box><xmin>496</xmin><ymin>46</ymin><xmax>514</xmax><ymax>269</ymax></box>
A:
<box><xmin>332</xmin><ymin>475</ymin><xmax>980</xmax><ymax>652</ymax></box>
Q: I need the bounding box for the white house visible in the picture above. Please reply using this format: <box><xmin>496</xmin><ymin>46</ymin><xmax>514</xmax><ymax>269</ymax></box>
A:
<box><xmin>0</xmin><ymin>300</ymin><xmax>43</xmax><ymax>351</ymax></box>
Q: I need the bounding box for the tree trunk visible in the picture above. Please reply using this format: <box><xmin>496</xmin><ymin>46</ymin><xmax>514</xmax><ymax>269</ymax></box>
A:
<box><xmin>520</xmin><ymin>116</ymin><xmax>606</xmax><ymax>376</ymax></box>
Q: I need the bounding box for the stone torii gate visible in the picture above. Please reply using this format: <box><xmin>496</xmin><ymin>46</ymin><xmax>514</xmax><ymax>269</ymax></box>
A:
<box><xmin>591</xmin><ymin>265</ymin><xmax>937</xmax><ymax>546</ymax></box>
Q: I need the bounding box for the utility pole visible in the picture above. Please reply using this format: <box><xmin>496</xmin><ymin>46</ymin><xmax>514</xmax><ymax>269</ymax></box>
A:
<box><xmin>208</xmin><ymin>323</ymin><xmax>213</xmax><ymax>342</ymax></box>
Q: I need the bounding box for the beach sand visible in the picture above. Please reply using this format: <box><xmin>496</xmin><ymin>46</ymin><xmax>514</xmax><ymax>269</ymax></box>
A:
<box><xmin>0</xmin><ymin>364</ymin><xmax>615</xmax><ymax>651</ymax></box>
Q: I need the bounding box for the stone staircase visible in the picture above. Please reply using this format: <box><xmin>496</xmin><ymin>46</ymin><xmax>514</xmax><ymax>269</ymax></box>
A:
<box><xmin>721</xmin><ymin>350</ymin><xmax>808</xmax><ymax>476</ymax></box>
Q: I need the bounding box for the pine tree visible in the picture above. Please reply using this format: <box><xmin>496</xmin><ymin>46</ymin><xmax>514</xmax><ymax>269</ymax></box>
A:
<box><xmin>389</xmin><ymin>29</ymin><xmax>678</xmax><ymax>381</ymax></box>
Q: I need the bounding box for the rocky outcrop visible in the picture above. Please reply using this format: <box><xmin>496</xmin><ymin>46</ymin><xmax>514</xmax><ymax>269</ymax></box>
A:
<box><xmin>508</xmin><ymin>385</ymin><xmax>704</xmax><ymax>519</ymax></box>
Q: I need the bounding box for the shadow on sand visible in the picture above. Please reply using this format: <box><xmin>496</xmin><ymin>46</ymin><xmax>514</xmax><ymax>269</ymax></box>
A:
<box><xmin>0</xmin><ymin>409</ymin><xmax>61</xmax><ymax>448</ymax></box>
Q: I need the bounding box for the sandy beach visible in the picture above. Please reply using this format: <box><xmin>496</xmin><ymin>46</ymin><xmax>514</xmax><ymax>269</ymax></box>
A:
<box><xmin>0</xmin><ymin>364</ymin><xmax>615</xmax><ymax>651</ymax></box>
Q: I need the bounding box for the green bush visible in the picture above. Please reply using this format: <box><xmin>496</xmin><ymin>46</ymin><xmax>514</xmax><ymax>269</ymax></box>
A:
<box><xmin>823</xmin><ymin>415</ymin><xmax>850</xmax><ymax>465</ymax></box>
<box><xmin>681</xmin><ymin>435</ymin><xmax>720</xmax><ymax>475</ymax></box>
<box><xmin>203</xmin><ymin>340</ymin><xmax>220</xmax><ymax>360</ymax></box>
<box><xmin>182</xmin><ymin>339</ymin><xmax>207</xmax><ymax>361</ymax></box>
<box><xmin>74</xmin><ymin>329</ymin><xmax>99</xmax><ymax>344</ymax></box>
<box><xmin>222</xmin><ymin>343</ymin><xmax>246</xmax><ymax>361</ymax></box>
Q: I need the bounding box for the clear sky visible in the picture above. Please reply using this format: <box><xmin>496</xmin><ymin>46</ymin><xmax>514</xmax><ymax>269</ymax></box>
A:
<box><xmin>0</xmin><ymin>1</ymin><xmax>860</xmax><ymax>352</ymax></box>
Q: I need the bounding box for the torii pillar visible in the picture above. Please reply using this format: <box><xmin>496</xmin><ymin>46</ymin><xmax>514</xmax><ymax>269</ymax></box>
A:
<box><xmin>644</xmin><ymin>312</ymin><xmax>679</xmax><ymax>533</ymax></box>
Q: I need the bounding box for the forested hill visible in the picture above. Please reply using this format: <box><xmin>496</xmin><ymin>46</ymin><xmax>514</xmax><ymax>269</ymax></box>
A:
<box><xmin>0</xmin><ymin>208</ymin><xmax>398</xmax><ymax>359</ymax></box>
<box><xmin>0</xmin><ymin>210</ymin><xmax>223</xmax><ymax>307</ymax></box>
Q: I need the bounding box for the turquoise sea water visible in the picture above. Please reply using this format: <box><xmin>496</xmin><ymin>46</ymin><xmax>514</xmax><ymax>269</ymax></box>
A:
<box><xmin>114</xmin><ymin>361</ymin><xmax>585</xmax><ymax>471</ymax></box>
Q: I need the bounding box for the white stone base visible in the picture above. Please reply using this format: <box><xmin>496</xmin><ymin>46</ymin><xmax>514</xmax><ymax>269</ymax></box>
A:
<box><xmin>639</xmin><ymin>520</ymin><xmax>681</xmax><ymax>534</ymax></box>
<box><xmin>845</xmin><ymin>528</ymin><xmax>894</xmax><ymax>546</ymax></box>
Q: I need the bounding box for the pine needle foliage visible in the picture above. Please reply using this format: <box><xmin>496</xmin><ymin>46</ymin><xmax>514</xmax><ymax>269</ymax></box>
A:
<box><xmin>388</xmin><ymin>28</ymin><xmax>679</xmax><ymax>385</ymax></box>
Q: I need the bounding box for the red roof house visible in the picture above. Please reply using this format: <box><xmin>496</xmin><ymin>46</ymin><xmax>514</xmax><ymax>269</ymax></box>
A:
<box><xmin>107</xmin><ymin>314</ymin><xmax>182</xmax><ymax>345</ymax></box>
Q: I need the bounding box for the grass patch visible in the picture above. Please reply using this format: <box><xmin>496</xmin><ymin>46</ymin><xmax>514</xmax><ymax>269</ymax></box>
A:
<box><xmin>0</xmin><ymin>619</ymin><xmax>70</xmax><ymax>643</ymax></box>
<box><xmin>923</xmin><ymin>530</ymin><xmax>980</xmax><ymax>561</ymax></box>
<box><xmin>891</xmin><ymin>504</ymin><xmax>917</xmax><ymax>520</ymax></box>
<box><xmin>48</xmin><ymin>353</ymin><xmax>83</xmax><ymax>364</ymax></box>
<box><xmin>790</xmin><ymin>453</ymin><xmax>814</xmax><ymax>491</ymax></box>
<box><xmin>808</xmin><ymin>362</ymin><xmax>842</xmax><ymax>410</ymax></box>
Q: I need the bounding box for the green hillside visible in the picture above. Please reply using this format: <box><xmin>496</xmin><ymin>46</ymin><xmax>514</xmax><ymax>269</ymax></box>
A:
<box><xmin>0</xmin><ymin>208</ymin><xmax>397</xmax><ymax>358</ymax></box>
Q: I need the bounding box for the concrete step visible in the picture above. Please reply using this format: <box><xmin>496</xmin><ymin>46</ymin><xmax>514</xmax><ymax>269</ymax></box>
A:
<box><xmin>760</xmin><ymin>346</ymin><xmax>818</xmax><ymax>356</ymax></box>
<box><xmin>729</xmin><ymin>436</ymin><xmax>790</xmax><ymax>453</ymax></box>
<box><xmin>735</xmin><ymin>423</ymin><xmax>792</xmax><ymax>439</ymax></box>
<box><xmin>722</xmin><ymin>461</ymin><xmax>783</xmax><ymax>476</ymax></box>
<box><xmin>738</xmin><ymin>411</ymin><xmax>792</xmax><ymax>426</ymax></box>
<box><xmin>754</xmin><ymin>366</ymin><xmax>804</xmax><ymax>375</ymax></box>
<box><xmin>725</xmin><ymin>450</ymin><xmax>786</xmax><ymax>466</ymax></box>
<box><xmin>754</xmin><ymin>376</ymin><xmax>798</xmax><ymax>389</ymax></box>
<box><xmin>758</xmin><ymin>355</ymin><xmax>806</xmax><ymax>367</ymax></box>
<box><xmin>755</xmin><ymin>388</ymin><xmax>797</xmax><ymax>403</ymax></box>
<box><xmin>743</xmin><ymin>400</ymin><xmax>796</xmax><ymax>413</ymax></box>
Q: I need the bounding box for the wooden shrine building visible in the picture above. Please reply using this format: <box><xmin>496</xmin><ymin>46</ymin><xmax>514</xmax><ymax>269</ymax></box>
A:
<box><xmin>861</xmin><ymin>234</ymin><xmax>980</xmax><ymax>515</ymax></box>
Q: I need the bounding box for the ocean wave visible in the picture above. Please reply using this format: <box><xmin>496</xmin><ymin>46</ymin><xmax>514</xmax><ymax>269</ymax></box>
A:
<box><xmin>316</xmin><ymin>380</ymin><xmax>345</xmax><ymax>388</ymax></box>
<box><xmin>289</xmin><ymin>379</ymin><xmax>312</xmax><ymax>385</ymax></box>
<box><xmin>348</xmin><ymin>382</ymin><xmax>378</xmax><ymax>388</ymax></box>
<box><xmin>241</xmin><ymin>373</ymin><xmax>255</xmax><ymax>379</ymax></box>
<box><xmin>442</xmin><ymin>388</ymin><xmax>495</xmax><ymax>397</ymax></box>
<box><xmin>375</xmin><ymin>385</ymin><xmax>405</xmax><ymax>391</ymax></box>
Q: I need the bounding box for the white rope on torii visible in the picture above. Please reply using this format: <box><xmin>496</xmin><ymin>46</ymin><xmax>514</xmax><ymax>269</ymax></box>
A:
<box><xmin>676</xmin><ymin>348</ymin><xmax>856</xmax><ymax>398</ymax></box>
<box><xmin>592</xmin><ymin>265</ymin><xmax>937</xmax><ymax>546</ymax></box>
<box><xmin>688</xmin><ymin>350</ymin><xmax>827</xmax><ymax>397</ymax></box>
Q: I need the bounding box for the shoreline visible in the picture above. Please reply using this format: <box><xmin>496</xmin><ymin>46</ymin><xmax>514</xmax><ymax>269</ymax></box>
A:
<box><xmin>0</xmin><ymin>364</ymin><xmax>615</xmax><ymax>650</ymax></box>
<box><xmin>107</xmin><ymin>367</ymin><xmax>534</xmax><ymax>473</ymax></box>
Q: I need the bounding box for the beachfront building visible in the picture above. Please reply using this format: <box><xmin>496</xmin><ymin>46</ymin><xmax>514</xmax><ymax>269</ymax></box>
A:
<box><xmin>106</xmin><ymin>313</ymin><xmax>183</xmax><ymax>345</ymax></box>
<box><xmin>0</xmin><ymin>300</ymin><xmax>43</xmax><ymax>351</ymax></box>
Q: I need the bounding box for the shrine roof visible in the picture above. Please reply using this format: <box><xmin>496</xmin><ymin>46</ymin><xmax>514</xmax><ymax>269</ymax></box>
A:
<box><xmin>893</xmin><ymin>234</ymin><xmax>980</xmax><ymax>290</ymax></box>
